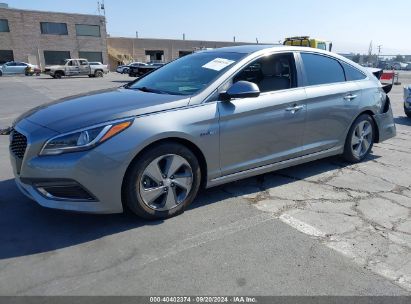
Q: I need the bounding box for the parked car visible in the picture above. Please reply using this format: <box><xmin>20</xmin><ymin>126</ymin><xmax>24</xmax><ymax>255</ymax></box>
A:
<box><xmin>128</xmin><ymin>62</ymin><xmax>164</xmax><ymax>77</ymax></box>
<box><xmin>405</xmin><ymin>62</ymin><xmax>411</xmax><ymax>71</ymax></box>
<box><xmin>116</xmin><ymin>62</ymin><xmax>147</xmax><ymax>74</ymax></box>
<box><xmin>0</xmin><ymin>61</ymin><xmax>40</xmax><ymax>76</ymax></box>
<box><xmin>116</xmin><ymin>65</ymin><xmax>130</xmax><ymax>74</ymax></box>
<box><xmin>44</xmin><ymin>59</ymin><xmax>107</xmax><ymax>79</ymax></box>
<box><xmin>7</xmin><ymin>46</ymin><xmax>396</xmax><ymax>219</ymax></box>
<box><xmin>88</xmin><ymin>62</ymin><xmax>109</xmax><ymax>74</ymax></box>
<box><xmin>390</xmin><ymin>62</ymin><xmax>408</xmax><ymax>70</ymax></box>
<box><xmin>405</xmin><ymin>85</ymin><xmax>411</xmax><ymax>117</ymax></box>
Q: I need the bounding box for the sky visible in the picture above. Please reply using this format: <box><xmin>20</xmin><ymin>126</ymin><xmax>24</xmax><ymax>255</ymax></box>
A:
<box><xmin>4</xmin><ymin>0</ymin><xmax>410</xmax><ymax>54</ymax></box>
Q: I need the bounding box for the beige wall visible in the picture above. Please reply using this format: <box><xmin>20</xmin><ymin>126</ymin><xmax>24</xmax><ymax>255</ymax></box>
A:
<box><xmin>0</xmin><ymin>8</ymin><xmax>108</xmax><ymax>69</ymax></box>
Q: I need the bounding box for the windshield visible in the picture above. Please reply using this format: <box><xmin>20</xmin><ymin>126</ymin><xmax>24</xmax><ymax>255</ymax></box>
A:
<box><xmin>127</xmin><ymin>51</ymin><xmax>245</xmax><ymax>95</ymax></box>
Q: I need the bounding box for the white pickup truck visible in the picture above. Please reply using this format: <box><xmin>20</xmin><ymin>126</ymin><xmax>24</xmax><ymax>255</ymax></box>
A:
<box><xmin>44</xmin><ymin>58</ymin><xmax>109</xmax><ymax>79</ymax></box>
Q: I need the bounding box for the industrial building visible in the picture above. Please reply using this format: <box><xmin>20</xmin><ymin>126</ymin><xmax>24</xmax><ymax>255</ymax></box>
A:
<box><xmin>0</xmin><ymin>4</ymin><xmax>108</xmax><ymax>69</ymax></box>
<box><xmin>107</xmin><ymin>37</ymin><xmax>254</xmax><ymax>68</ymax></box>
<box><xmin>0</xmin><ymin>3</ymin><xmax>262</xmax><ymax>71</ymax></box>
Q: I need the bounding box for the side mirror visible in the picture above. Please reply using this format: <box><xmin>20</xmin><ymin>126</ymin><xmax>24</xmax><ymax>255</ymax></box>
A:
<box><xmin>220</xmin><ymin>81</ymin><xmax>260</xmax><ymax>101</ymax></box>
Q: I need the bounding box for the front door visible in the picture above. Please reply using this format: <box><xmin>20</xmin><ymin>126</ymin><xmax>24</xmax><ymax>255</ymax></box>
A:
<box><xmin>218</xmin><ymin>52</ymin><xmax>307</xmax><ymax>176</ymax></box>
<box><xmin>66</xmin><ymin>60</ymin><xmax>80</xmax><ymax>76</ymax></box>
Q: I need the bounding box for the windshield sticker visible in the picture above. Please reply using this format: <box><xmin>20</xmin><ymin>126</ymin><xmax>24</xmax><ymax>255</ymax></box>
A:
<box><xmin>202</xmin><ymin>58</ymin><xmax>235</xmax><ymax>71</ymax></box>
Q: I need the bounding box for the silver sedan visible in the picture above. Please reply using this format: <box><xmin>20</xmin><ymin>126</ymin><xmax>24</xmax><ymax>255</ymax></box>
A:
<box><xmin>8</xmin><ymin>45</ymin><xmax>396</xmax><ymax>219</ymax></box>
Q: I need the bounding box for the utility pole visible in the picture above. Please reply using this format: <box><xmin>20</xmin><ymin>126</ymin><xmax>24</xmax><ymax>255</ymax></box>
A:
<box><xmin>136</xmin><ymin>31</ymin><xmax>139</xmax><ymax>38</ymax></box>
<box><xmin>377</xmin><ymin>45</ymin><xmax>382</xmax><ymax>66</ymax></box>
<box><xmin>256</xmin><ymin>38</ymin><xmax>259</xmax><ymax>44</ymax></box>
<box><xmin>183</xmin><ymin>33</ymin><xmax>185</xmax><ymax>40</ymax></box>
<box><xmin>233</xmin><ymin>36</ymin><xmax>236</xmax><ymax>42</ymax></box>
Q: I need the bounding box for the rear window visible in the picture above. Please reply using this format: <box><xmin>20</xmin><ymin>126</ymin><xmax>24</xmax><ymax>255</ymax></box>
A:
<box><xmin>341</xmin><ymin>62</ymin><xmax>367</xmax><ymax>81</ymax></box>
<box><xmin>301</xmin><ymin>53</ymin><xmax>345</xmax><ymax>86</ymax></box>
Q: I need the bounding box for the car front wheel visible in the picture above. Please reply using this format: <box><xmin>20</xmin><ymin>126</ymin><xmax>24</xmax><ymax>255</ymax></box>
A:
<box><xmin>123</xmin><ymin>143</ymin><xmax>201</xmax><ymax>220</ymax></box>
<box><xmin>343</xmin><ymin>114</ymin><xmax>375</xmax><ymax>163</ymax></box>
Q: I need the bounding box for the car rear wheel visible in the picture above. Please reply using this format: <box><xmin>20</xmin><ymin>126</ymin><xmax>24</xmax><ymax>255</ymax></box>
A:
<box><xmin>94</xmin><ymin>70</ymin><xmax>104</xmax><ymax>77</ymax></box>
<box><xmin>123</xmin><ymin>143</ymin><xmax>201</xmax><ymax>220</ymax></box>
<box><xmin>343</xmin><ymin>114</ymin><xmax>375</xmax><ymax>163</ymax></box>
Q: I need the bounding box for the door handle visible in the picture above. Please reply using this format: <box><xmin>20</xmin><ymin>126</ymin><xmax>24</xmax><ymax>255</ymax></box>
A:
<box><xmin>344</xmin><ymin>93</ymin><xmax>357</xmax><ymax>101</ymax></box>
<box><xmin>285</xmin><ymin>105</ymin><xmax>304</xmax><ymax>113</ymax></box>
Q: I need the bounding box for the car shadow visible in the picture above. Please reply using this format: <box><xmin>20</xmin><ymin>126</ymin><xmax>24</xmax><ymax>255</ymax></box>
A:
<box><xmin>394</xmin><ymin>116</ymin><xmax>411</xmax><ymax>126</ymax></box>
<box><xmin>0</xmin><ymin>154</ymin><xmax>379</xmax><ymax>260</ymax></box>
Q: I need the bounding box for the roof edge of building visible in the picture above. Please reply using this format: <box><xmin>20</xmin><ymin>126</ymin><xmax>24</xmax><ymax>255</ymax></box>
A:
<box><xmin>107</xmin><ymin>36</ymin><xmax>272</xmax><ymax>45</ymax></box>
<box><xmin>0</xmin><ymin>6</ymin><xmax>104</xmax><ymax>18</ymax></box>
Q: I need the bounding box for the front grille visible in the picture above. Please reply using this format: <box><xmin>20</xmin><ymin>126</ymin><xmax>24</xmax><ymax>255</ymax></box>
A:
<box><xmin>10</xmin><ymin>130</ymin><xmax>28</xmax><ymax>159</ymax></box>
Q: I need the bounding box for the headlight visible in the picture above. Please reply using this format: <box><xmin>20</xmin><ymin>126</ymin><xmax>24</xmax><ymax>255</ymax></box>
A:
<box><xmin>40</xmin><ymin>118</ymin><xmax>134</xmax><ymax>156</ymax></box>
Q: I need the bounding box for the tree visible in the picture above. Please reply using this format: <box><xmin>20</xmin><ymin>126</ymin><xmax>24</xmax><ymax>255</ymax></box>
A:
<box><xmin>352</xmin><ymin>53</ymin><xmax>361</xmax><ymax>63</ymax></box>
<box><xmin>394</xmin><ymin>55</ymin><xmax>405</xmax><ymax>62</ymax></box>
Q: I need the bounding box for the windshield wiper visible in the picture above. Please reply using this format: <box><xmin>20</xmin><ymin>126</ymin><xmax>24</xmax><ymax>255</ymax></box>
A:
<box><xmin>132</xmin><ymin>86</ymin><xmax>185</xmax><ymax>96</ymax></box>
<box><xmin>135</xmin><ymin>86</ymin><xmax>168</xmax><ymax>94</ymax></box>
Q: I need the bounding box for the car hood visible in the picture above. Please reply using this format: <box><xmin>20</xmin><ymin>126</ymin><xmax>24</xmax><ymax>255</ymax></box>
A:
<box><xmin>15</xmin><ymin>88</ymin><xmax>190</xmax><ymax>133</ymax></box>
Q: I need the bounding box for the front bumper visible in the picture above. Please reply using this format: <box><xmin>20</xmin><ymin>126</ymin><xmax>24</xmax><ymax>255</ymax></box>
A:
<box><xmin>9</xmin><ymin>119</ymin><xmax>128</xmax><ymax>214</ymax></box>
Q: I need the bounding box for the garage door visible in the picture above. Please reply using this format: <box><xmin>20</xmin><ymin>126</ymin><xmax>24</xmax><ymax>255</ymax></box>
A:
<box><xmin>79</xmin><ymin>52</ymin><xmax>103</xmax><ymax>63</ymax></box>
<box><xmin>44</xmin><ymin>51</ymin><xmax>71</xmax><ymax>65</ymax></box>
<box><xmin>0</xmin><ymin>50</ymin><xmax>14</xmax><ymax>64</ymax></box>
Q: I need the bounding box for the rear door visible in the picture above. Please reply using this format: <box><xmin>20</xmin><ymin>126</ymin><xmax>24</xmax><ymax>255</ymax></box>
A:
<box><xmin>14</xmin><ymin>62</ymin><xmax>28</xmax><ymax>74</ymax></box>
<box><xmin>299</xmin><ymin>52</ymin><xmax>361</xmax><ymax>155</ymax></box>
<box><xmin>218</xmin><ymin>52</ymin><xmax>307</xmax><ymax>176</ymax></box>
<box><xmin>78</xmin><ymin>59</ymin><xmax>90</xmax><ymax>75</ymax></box>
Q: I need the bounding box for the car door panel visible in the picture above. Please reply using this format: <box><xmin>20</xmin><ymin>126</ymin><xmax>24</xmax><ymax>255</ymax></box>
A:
<box><xmin>302</xmin><ymin>82</ymin><xmax>361</xmax><ymax>154</ymax></box>
<box><xmin>218</xmin><ymin>88</ymin><xmax>307</xmax><ymax>176</ymax></box>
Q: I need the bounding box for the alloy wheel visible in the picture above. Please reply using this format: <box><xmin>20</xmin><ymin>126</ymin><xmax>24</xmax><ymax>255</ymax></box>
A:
<box><xmin>139</xmin><ymin>154</ymin><xmax>193</xmax><ymax>211</ymax></box>
<box><xmin>351</xmin><ymin>120</ymin><xmax>373</xmax><ymax>158</ymax></box>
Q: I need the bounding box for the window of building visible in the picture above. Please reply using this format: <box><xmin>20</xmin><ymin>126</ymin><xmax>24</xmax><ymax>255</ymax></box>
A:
<box><xmin>44</xmin><ymin>51</ymin><xmax>70</xmax><ymax>65</ymax></box>
<box><xmin>76</xmin><ymin>24</ymin><xmax>100</xmax><ymax>37</ymax></box>
<box><xmin>0</xmin><ymin>50</ymin><xmax>14</xmax><ymax>64</ymax></box>
<box><xmin>0</xmin><ymin>19</ymin><xmax>9</xmax><ymax>32</ymax></box>
<box><xmin>232</xmin><ymin>53</ymin><xmax>297</xmax><ymax>93</ymax></box>
<box><xmin>79</xmin><ymin>51</ymin><xmax>103</xmax><ymax>63</ymax></box>
<box><xmin>179</xmin><ymin>51</ymin><xmax>192</xmax><ymax>58</ymax></box>
<box><xmin>301</xmin><ymin>53</ymin><xmax>345</xmax><ymax>86</ymax></box>
<box><xmin>40</xmin><ymin>22</ymin><xmax>68</xmax><ymax>35</ymax></box>
<box><xmin>340</xmin><ymin>61</ymin><xmax>367</xmax><ymax>81</ymax></box>
<box><xmin>145</xmin><ymin>50</ymin><xmax>164</xmax><ymax>62</ymax></box>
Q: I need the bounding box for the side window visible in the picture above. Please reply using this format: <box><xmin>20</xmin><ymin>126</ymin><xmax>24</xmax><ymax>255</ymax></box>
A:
<box><xmin>301</xmin><ymin>53</ymin><xmax>345</xmax><ymax>86</ymax></box>
<box><xmin>68</xmin><ymin>60</ymin><xmax>78</xmax><ymax>66</ymax></box>
<box><xmin>232</xmin><ymin>53</ymin><xmax>297</xmax><ymax>93</ymax></box>
<box><xmin>317</xmin><ymin>42</ymin><xmax>327</xmax><ymax>50</ymax></box>
<box><xmin>341</xmin><ymin>62</ymin><xmax>367</xmax><ymax>81</ymax></box>
<box><xmin>79</xmin><ymin>60</ymin><xmax>88</xmax><ymax>65</ymax></box>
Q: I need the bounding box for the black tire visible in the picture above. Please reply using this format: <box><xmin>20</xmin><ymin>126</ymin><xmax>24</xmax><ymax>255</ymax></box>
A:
<box><xmin>123</xmin><ymin>142</ymin><xmax>201</xmax><ymax>220</ymax></box>
<box><xmin>0</xmin><ymin>70</ymin><xmax>3</xmax><ymax>76</ymax></box>
<box><xmin>54</xmin><ymin>72</ymin><xmax>62</xmax><ymax>79</ymax></box>
<box><xmin>94</xmin><ymin>70</ymin><xmax>103</xmax><ymax>77</ymax></box>
<box><xmin>342</xmin><ymin>114</ymin><xmax>375</xmax><ymax>163</ymax></box>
